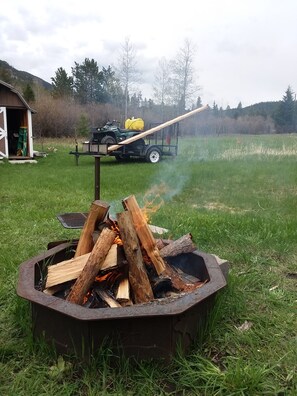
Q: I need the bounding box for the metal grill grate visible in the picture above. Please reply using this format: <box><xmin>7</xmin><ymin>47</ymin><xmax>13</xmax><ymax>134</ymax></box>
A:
<box><xmin>57</xmin><ymin>212</ymin><xmax>88</xmax><ymax>229</ymax></box>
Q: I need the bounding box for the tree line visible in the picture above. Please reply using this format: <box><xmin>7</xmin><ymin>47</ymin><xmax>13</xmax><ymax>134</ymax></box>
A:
<box><xmin>1</xmin><ymin>38</ymin><xmax>296</xmax><ymax>137</ymax></box>
<box><xmin>48</xmin><ymin>38</ymin><xmax>199</xmax><ymax>118</ymax></box>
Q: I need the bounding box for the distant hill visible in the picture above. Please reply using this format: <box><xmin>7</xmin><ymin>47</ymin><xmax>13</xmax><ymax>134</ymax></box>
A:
<box><xmin>225</xmin><ymin>101</ymin><xmax>280</xmax><ymax>119</ymax></box>
<box><xmin>0</xmin><ymin>60</ymin><xmax>52</xmax><ymax>90</ymax></box>
<box><xmin>242</xmin><ymin>101</ymin><xmax>280</xmax><ymax>117</ymax></box>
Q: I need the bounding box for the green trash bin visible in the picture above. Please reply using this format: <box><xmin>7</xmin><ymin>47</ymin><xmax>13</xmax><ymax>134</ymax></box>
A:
<box><xmin>17</xmin><ymin>126</ymin><xmax>28</xmax><ymax>156</ymax></box>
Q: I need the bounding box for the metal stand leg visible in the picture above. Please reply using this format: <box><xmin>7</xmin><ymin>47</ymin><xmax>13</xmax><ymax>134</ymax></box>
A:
<box><xmin>94</xmin><ymin>156</ymin><xmax>101</xmax><ymax>200</ymax></box>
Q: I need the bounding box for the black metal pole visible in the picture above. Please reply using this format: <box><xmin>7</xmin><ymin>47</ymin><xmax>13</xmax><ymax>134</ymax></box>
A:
<box><xmin>94</xmin><ymin>156</ymin><xmax>101</xmax><ymax>200</ymax></box>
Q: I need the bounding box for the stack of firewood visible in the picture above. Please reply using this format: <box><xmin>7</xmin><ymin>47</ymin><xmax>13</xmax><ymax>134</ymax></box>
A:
<box><xmin>43</xmin><ymin>195</ymin><xmax>205</xmax><ymax>308</ymax></box>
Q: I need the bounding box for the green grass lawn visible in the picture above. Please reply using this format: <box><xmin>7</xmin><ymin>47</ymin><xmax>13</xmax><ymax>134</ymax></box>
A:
<box><xmin>0</xmin><ymin>134</ymin><xmax>296</xmax><ymax>395</ymax></box>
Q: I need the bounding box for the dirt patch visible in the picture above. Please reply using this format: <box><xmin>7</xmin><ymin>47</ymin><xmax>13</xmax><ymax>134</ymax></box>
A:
<box><xmin>193</xmin><ymin>202</ymin><xmax>250</xmax><ymax>214</ymax></box>
<box><xmin>218</xmin><ymin>144</ymin><xmax>297</xmax><ymax>160</ymax></box>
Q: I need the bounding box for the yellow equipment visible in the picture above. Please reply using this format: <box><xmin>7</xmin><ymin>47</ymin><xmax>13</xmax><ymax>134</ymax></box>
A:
<box><xmin>125</xmin><ymin>117</ymin><xmax>144</xmax><ymax>131</ymax></box>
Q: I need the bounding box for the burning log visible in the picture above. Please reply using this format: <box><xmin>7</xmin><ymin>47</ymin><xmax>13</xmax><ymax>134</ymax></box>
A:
<box><xmin>67</xmin><ymin>227</ymin><xmax>116</xmax><ymax>305</ymax></box>
<box><xmin>74</xmin><ymin>200</ymin><xmax>110</xmax><ymax>258</ymax></box>
<box><xmin>117</xmin><ymin>210</ymin><xmax>154</xmax><ymax>303</ymax></box>
<box><xmin>159</xmin><ymin>233</ymin><xmax>196</xmax><ymax>258</ymax></box>
<box><xmin>154</xmin><ymin>234</ymin><xmax>198</xmax><ymax>291</ymax></box>
<box><xmin>122</xmin><ymin>195</ymin><xmax>166</xmax><ymax>275</ymax></box>
<box><xmin>42</xmin><ymin>195</ymin><xmax>209</xmax><ymax>308</ymax></box>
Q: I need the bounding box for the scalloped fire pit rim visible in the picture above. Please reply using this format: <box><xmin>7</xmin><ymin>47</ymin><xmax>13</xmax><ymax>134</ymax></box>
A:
<box><xmin>17</xmin><ymin>241</ymin><xmax>227</xmax><ymax>321</ymax></box>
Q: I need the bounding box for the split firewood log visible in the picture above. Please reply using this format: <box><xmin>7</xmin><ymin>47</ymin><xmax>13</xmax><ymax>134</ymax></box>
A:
<box><xmin>122</xmin><ymin>195</ymin><xmax>166</xmax><ymax>275</ymax></box>
<box><xmin>116</xmin><ymin>278</ymin><xmax>132</xmax><ymax>306</ymax></box>
<box><xmin>74</xmin><ymin>200</ymin><xmax>110</xmax><ymax>258</ymax></box>
<box><xmin>94</xmin><ymin>289</ymin><xmax>122</xmax><ymax>308</ymax></box>
<box><xmin>44</xmin><ymin>243</ymin><xmax>120</xmax><ymax>291</ymax></box>
<box><xmin>45</xmin><ymin>252</ymin><xmax>91</xmax><ymax>289</ymax></box>
<box><xmin>67</xmin><ymin>227</ymin><xmax>116</xmax><ymax>305</ymax></box>
<box><xmin>117</xmin><ymin>210</ymin><xmax>154</xmax><ymax>303</ymax></box>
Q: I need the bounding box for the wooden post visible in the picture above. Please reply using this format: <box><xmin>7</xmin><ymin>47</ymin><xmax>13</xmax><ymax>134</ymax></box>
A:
<box><xmin>117</xmin><ymin>210</ymin><xmax>154</xmax><ymax>303</ymax></box>
<box><xmin>74</xmin><ymin>200</ymin><xmax>110</xmax><ymax>258</ymax></box>
<box><xmin>122</xmin><ymin>195</ymin><xmax>166</xmax><ymax>275</ymax></box>
<box><xmin>67</xmin><ymin>227</ymin><xmax>116</xmax><ymax>305</ymax></box>
<box><xmin>94</xmin><ymin>156</ymin><xmax>101</xmax><ymax>200</ymax></box>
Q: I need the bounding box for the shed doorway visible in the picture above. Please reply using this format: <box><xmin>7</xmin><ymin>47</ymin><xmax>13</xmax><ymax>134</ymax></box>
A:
<box><xmin>7</xmin><ymin>108</ymin><xmax>29</xmax><ymax>157</ymax></box>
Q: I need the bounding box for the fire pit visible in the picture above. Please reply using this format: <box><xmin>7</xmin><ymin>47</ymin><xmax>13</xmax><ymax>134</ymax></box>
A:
<box><xmin>17</xmin><ymin>240</ymin><xmax>227</xmax><ymax>361</ymax></box>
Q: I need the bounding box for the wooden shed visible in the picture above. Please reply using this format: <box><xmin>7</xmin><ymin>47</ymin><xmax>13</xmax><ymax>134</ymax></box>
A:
<box><xmin>0</xmin><ymin>80</ymin><xmax>36</xmax><ymax>159</ymax></box>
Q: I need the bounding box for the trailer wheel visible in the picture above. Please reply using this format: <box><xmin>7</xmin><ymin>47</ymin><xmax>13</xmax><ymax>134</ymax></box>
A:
<box><xmin>146</xmin><ymin>148</ymin><xmax>161</xmax><ymax>163</ymax></box>
<box><xmin>101</xmin><ymin>136</ymin><xmax>116</xmax><ymax>144</ymax></box>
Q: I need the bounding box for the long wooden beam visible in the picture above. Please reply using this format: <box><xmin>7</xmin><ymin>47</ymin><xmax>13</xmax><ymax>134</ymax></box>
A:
<box><xmin>107</xmin><ymin>104</ymin><xmax>209</xmax><ymax>152</ymax></box>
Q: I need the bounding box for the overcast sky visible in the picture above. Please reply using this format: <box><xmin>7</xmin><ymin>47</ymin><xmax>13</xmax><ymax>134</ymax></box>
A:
<box><xmin>1</xmin><ymin>0</ymin><xmax>297</xmax><ymax>108</ymax></box>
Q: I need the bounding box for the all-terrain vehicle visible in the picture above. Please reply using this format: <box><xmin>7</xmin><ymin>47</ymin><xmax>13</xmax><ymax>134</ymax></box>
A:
<box><xmin>91</xmin><ymin>119</ymin><xmax>143</xmax><ymax>146</ymax></box>
<box><xmin>71</xmin><ymin>120</ymin><xmax>179</xmax><ymax>164</ymax></box>
<box><xmin>70</xmin><ymin>106</ymin><xmax>209</xmax><ymax>165</ymax></box>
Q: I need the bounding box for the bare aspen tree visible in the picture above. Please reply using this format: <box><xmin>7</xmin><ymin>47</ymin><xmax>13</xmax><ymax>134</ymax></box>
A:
<box><xmin>153</xmin><ymin>57</ymin><xmax>173</xmax><ymax>120</ymax></box>
<box><xmin>171</xmin><ymin>39</ymin><xmax>199</xmax><ymax>113</ymax></box>
<box><xmin>117</xmin><ymin>37</ymin><xmax>140</xmax><ymax>120</ymax></box>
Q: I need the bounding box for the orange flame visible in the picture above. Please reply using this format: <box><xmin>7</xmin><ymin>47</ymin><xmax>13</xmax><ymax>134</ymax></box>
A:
<box><xmin>108</xmin><ymin>217</ymin><xmax>123</xmax><ymax>245</ymax></box>
<box><xmin>95</xmin><ymin>270</ymin><xmax>124</xmax><ymax>286</ymax></box>
<box><xmin>141</xmin><ymin>183</ymin><xmax>169</xmax><ymax>222</ymax></box>
<box><xmin>83</xmin><ymin>290</ymin><xmax>91</xmax><ymax>304</ymax></box>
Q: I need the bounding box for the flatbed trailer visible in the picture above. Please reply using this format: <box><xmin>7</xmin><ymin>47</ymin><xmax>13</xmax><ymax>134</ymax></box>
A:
<box><xmin>69</xmin><ymin>105</ymin><xmax>209</xmax><ymax>165</ymax></box>
<box><xmin>70</xmin><ymin>123</ymin><xmax>179</xmax><ymax>165</ymax></box>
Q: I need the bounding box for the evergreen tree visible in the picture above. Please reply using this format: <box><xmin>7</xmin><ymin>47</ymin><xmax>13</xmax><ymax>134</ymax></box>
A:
<box><xmin>233</xmin><ymin>101</ymin><xmax>243</xmax><ymax>119</ymax></box>
<box><xmin>23</xmin><ymin>83</ymin><xmax>35</xmax><ymax>102</ymax></box>
<box><xmin>273</xmin><ymin>86</ymin><xmax>296</xmax><ymax>132</ymax></box>
<box><xmin>101</xmin><ymin>66</ymin><xmax>123</xmax><ymax>104</ymax></box>
<box><xmin>72</xmin><ymin>58</ymin><xmax>104</xmax><ymax>104</ymax></box>
<box><xmin>76</xmin><ymin>114</ymin><xmax>90</xmax><ymax>137</ymax></box>
<box><xmin>196</xmin><ymin>96</ymin><xmax>202</xmax><ymax>108</ymax></box>
<box><xmin>51</xmin><ymin>67</ymin><xmax>73</xmax><ymax>99</ymax></box>
<box><xmin>0</xmin><ymin>67</ymin><xmax>14</xmax><ymax>84</ymax></box>
<box><xmin>212</xmin><ymin>101</ymin><xmax>219</xmax><ymax>117</ymax></box>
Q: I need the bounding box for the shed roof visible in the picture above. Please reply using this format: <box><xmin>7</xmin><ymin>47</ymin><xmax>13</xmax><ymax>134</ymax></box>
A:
<box><xmin>0</xmin><ymin>79</ymin><xmax>37</xmax><ymax>113</ymax></box>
